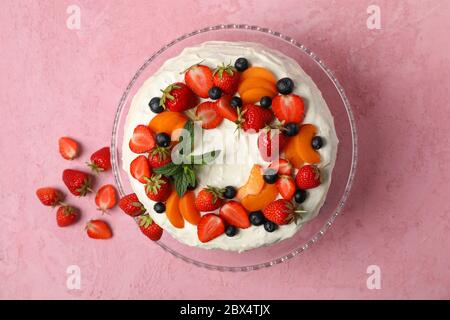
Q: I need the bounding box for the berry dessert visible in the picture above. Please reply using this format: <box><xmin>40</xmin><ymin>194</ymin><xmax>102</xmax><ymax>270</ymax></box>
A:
<box><xmin>122</xmin><ymin>41</ymin><xmax>338</xmax><ymax>252</ymax></box>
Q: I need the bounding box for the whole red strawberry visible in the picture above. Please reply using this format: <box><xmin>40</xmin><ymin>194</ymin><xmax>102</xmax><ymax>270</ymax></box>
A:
<box><xmin>87</xmin><ymin>147</ymin><xmax>111</xmax><ymax>173</ymax></box>
<box><xmin>184</xmin><ymin>64</ymin><xmax>214</xmax><ymax>98</ymax></box>
<box><xmin>148</xmin><ymin>147</ymin><xmax>172</xmax><ymax>168</ymax></box>
<box><xmin>36</xmin><ymin>187</ymin><xmax>63</xmax><ymax>206</ymax></box>
<box><xmin>263</xmin><ymin>199</ymin><xmax>306</xmax><ymax>225</ymax></box>
<box><xmin>295</xmin><ymin>165</ymin><xmax>321</xmax><ymax>189</ymax></box>
<box><xmin>62</xmin><ymin>169</ymin><xmax>93</xmax><ymax>196</ymax></box>
<box><xmin>240</xmin><ymin>104</ymin><xmax>274</xmax><ymax>132</ymax></box>
<box><xmin>145</xmin><ymin>174</ymin><xmax>171</xmax><ymax>202</ymax></box>
<box><xmin>194</xmin><ymin>186</ymin><xmax>224</xmax><ymax>212</ymax></box>
<box><xmin>86</xmin><ymin>219</ymin><xmax>112</xmax><ymax>239</ymax></box>
<box><xmin>139</xmin><ymin>214</ymin><xmax>163</xmax><ymax>241</ymax></box>
<box><xmin>257</xmin><ymin>128</ymin><xmax>289</xmax><ymax>161</ymax></box>
<box><xmin>160</xmin><ymin>82</ymin><xmax>197</xmax><ymax>112</ymax></box>
<box><xmin>213</xmin><ymin>63</ymin><xmax>240</xmax><ymax>95</ymax></box>
<box><xmin>118</xmin><ymin>193</ymin><xmax>146</xmax><ymax>217</ymax></box>
<box><xmin>56</xmin><ymin>205</ymin><xmax>79</xmax><ymax>227</ymax></box>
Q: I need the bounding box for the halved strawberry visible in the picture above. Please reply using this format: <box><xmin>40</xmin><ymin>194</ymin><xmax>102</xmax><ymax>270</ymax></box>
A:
<box><xmin>129</xmin><ymin>125</ymin><xmax>156</xmax><ymax>154</ymax></box>
<box><xmin>197</xmin><ymin>213</ymin><xmax>225</xmax><ymax>243</ymax></box>
<box><xmin>184</xmin><ymin>64</ymin><xmax>214</xmax><ymax>98</ymax></box>
<box><xmin>276</xmin><ymin>175</ymin><xmax>296</xmax><ymax>200</ymax></box>
<box><xmin>59</xmin><ymin>137</ymin><xmax>79</xmax><ymax>160</ymax></box>
<box><xmin>196</xmin><ymin>101</ymin><xmax>223</xmax><ymax>129</ymax></box>
<box><xmin>86</xmin><ymin>220</ymin><xmax>112</xmax><ymax>239</ymax></box>
<box><xmin>257</xmin><ymin>128</ymin><xmax>289</xmax><ymax>161</ymax></box>
<box><xmin>269</xmin><ymin>159</ymin><xmax>293</xmax><ymax>175</ymax></box>
<box><xmin>272</xmin><ymin>94</ymin><xmax>305</xmax><ymax>123</ymax></box>
<box><xmin>95</xmin><ymin>184</ymin><xmax>117</xmax><ymax>212</ymax></box>
<box><xmin>219</xmin><ymin>201</ymin><xmax>250</xmax><ymax>229</ymax></box>
<box><xmin>213</xmin><ymin>63</ymin><xmax>240</xmax><ymax>95</ymax></box>
<box><xmin>130</xmin><ymin>155</ymin><xmax>151</xmax><ymax>183</ymax></box>
<box><xmin>215</xmin><ymin>95</ymin><xmax>238</xmax><ymax>122</ymax></box>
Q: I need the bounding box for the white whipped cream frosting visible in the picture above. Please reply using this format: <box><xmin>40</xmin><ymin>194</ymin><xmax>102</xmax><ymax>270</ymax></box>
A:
<box><xmin>122</xmin><ymin>41</ymin><xmax>338</xmax><ymax>252</ymax></box>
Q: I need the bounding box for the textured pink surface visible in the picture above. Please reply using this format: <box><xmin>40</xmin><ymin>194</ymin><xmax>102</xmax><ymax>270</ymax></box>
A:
<box><xmin>1</xmin><ymin>0</ymin><xmax>450</xmax><ymax>299</ymax></box>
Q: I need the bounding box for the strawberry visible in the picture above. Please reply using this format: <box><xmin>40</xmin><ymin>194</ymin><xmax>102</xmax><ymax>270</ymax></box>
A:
<box><xmin>215</xmin><ymin>95</ymin><xmax>238</xmax><ymax>122</ymax></box>
<box><xmin>272</xmin><ymin>94</ymin><xmax>305</xmax><ymax>124</ymax></box>
<box><xmin>56</xmin><ymin>205</ymin><xmax>79</xmax><ymax>227</ymax></box>
<box><xmin>129</xmin><ymin>125</ymin><xmax>156</xmax><ymax>154</ymax></box>
<box><xmin>263</xmin><ymin>199</ymin><xmax>306</xmax><ymax>225</ymax></box>
<box><xmin>196</xmin><ymin>101</ymin><xmax>223</xmax><ymax>129</ymax></box>
<box><xmin>219</xmin><ymin>201</ymin><xmax>250</xmax><ymax>229</ymax></box>
<box><xmin>95</xmin><ymin>184</ymin><xmax>117</xmax><ymax>212</ymax></box>
<box><xmin>257</xmin><ymin>128</ymin><xmax>289</xmax><ymax>161</ymax></box>
<box><xmin>58</xmin><ymin>137</ymin><xmax>79</xmax><ymax>160</ymax></box>
<box><xmin>184</xmin><ymin>63</ymin><xmax>214</xmax><ymax>98</ymax></box>
<box><xmin>213</xmin><ymin>63</ymin><xmax>240</xmax><ymax>95</ymax></box>
<box><xmin>240</xmin><ymin>104</ymin><xmax>274</xmax><ymax>132</ymax></box>
<box><xmin>295</xmin><ymin>165</ymin><xmax>321</xmax><ymax>189</ymax></box>
<box><xmin>269</xmin><ymin>159</ymin><xmax>293</xmax><ymax>175</ymax></box>
<box><xmin>148</xmin><ymin>147</ymin><xmax>171</xmax><ymax>168</ymax></box>
<box><xmin>160</xmin><ymin>82</ymin><xmax>197</xmax><ymax>112</ymax></box>
<box><xmin>130</xmin><ymin>155</ymin><xmax>151</xmax><ymax>183</ymax></box>
<box><xmin>36</xmin><ymin>187</ymin><xmax>63</xmax><ymax>206</ymax></box>
<box><xmin>145</xmin><ymin>174</ymin><xmax>171</xmax><ymax>202</ymax></box>
<box><xmin>197</xmin><ymin>213</ymin><xmax>225</xmax><ymax>243</ymax></box>
<box><xmin>118</xmin><ymin>193</ymin><xmax>146</xmax><ymax>217</ymax></box>
<box><xmin>276</xmin><ymin>175</ymin><xmax>296</xmax><ymax>200</ymax></box>
<box><xmin>194</xmin><ymin>186</ymin><xmax>224</xmax><ymax>212</ymax></box>
<box><xmin>139</xmin><ymin>214</ymin><xmax>163</xmax><ymax>241</ymax></box>
<box><xmin>86</xmin><ymin>219</ymin><xmax>112</xmax><ymax>239</ymax></box>
<box><xmin>87</xmin><ymin>147</ymin><xmax>111</xmax><ymax>173</ymax></box>
<box><xmin>62</xmin><ymin>169</ymin><xmax>92</xmax><ymax>197</ymax></box>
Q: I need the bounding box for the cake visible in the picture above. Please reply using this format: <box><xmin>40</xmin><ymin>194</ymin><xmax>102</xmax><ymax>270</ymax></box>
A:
<box><xmin>121</xmin><ymin>41</ymin><xmax>338</xmax><ymax>252</ymax></box>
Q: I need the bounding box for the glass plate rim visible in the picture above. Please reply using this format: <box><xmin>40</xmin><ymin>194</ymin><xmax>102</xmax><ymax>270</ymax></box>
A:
<box><xmin>111</xmin><ymin>24</ymin><xmax>358</xmax><ymax>272</ymax></box>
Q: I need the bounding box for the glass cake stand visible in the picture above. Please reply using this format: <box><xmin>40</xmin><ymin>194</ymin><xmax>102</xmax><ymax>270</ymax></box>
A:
<box><xmin>111</xmin><ymin>24</ymin><xmax>358</xmax><ymax>271</ymax></box>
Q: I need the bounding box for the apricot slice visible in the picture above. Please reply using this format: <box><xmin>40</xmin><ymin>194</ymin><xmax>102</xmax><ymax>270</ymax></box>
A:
<box><xmin>148</xmin><ymin>111</ymin><xmax>188</xmax><ymax>141</ymax></box>
<box><xmin>165</xmin><ymin>190</ymin><xmax>184</xmax><ymax>228</ymax></box>
<box><xmin>238</xmin><ymin>78</ymin><xmax>277</xmax><ymax>96</ymax></box>
<box><xmin>241</xmin><ymin>183</ymin><xmax>278</xmax><ymax>212</ymax></box>
<box><xmin>297</xmin><ymin>124</ymin><xmax>321</xmax><ymax>164</ymax></box>
<box><xmin>283</xmin><ymin>135</ymin><xmax>304</xmax><ymax>169</ymax></box>
<box><xmin>240</xmin><ymin>67</ymin><xmax>277</xmax><ymax>84</ymax></box>
<box><xmin>178</xmin><ymin>191</ymin><xmax>201</xmax><ymax>225</ymax></box>
<box><xmin>240</xmin><ymin>87</ymin><xmax>277</xmax><ymax>104</ymax></box>
<box><xmin>236</xmin><ymin>164</ymin><xmax>265</xmax><ymax>200</ymax></box>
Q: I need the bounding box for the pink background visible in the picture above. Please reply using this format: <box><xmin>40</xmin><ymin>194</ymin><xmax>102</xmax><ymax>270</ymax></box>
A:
<box><xmin>1</xmin><ymin>0</ymin><xmax>450</xmax><ymax>299</ymax></box>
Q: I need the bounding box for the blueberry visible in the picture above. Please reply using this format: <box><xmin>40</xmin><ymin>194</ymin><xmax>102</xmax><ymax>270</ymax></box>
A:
<box><xmin>260</xmin><ymin>96</ymin><xmax>272</xmax><ymax>108</ymax></box>
<box><xmin>208</xmin><ymin>86</ymin><xmax>222</xmax><ymax>100</ymax></box>
<box><xmin>154</xmin><ymin>202</ymin><xmax>165</xmax><ymax>213</ymax></box>
<box><xmin>276</xmin><ymin>77</ymin><xmax>294</xmax><ymax>95</ymax></box>
<box><xmin>294</xmin><ymin>189</ymin><xmax>307</xmax><ymax>204</ymax></box>
<box><xmin>263</xmin><ymin>168</ymin><xmax>278</xmax><ymax>184</ymax></box>
<box><xmin>284</xmin><ymin>122</ymin><xmax>299</xmax><ymax>136</ymax></box>
<box><xmin>264</xmin><ymin>220</ymin><xmax>278</xmax><ymax>232</ymax></box>
<box><xmin>249</xmin><ymin>211</ymin><xmax>265</xmax><ymax>226</ymax></box>
<box><xmin>312</xmin><ymin>136</ymin><xmax>324</xmax><ymax>149</ymax></box>
<box><xmin>156</xmin><ymin>132</ymin><xmax>171</xmax><ymax>147</ymax></box>
<box><xmin>149</xmin><ymin>97</ymin><xmax>164</xmax><ymax>113</ymax></box>
<box><xmin>230</xmin><ymin>96</ymin><xmax>242</xmax><ymax>108</ymax></box>
<box><xmin>225</xmin><ymin>225</ymin><xmax>238</xmax><ymax>237</ymax></box>
<box><xmin>223</xmin><ymin>186</ymin><xmax>237</xmax><ymax>199</ymax></box>
<box><xmin>234</xmin><ymin>57</ymin><xmax>249</xmax><ymax>72</ymax></box>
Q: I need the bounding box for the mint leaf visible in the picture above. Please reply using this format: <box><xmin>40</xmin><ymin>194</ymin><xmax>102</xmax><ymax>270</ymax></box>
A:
<box><xmin>153</xmin><ymin>162</ymin><xmax>181</xmax><ymax>177</ymax></box>
<box><xmin>189</xmin><ymin>150</ymin><xmax>221</xmax><ymax>165</ymax></box>
<box><xmin>174</xmin><ymin>172</ymin><xmax>189</xmax><ymax>197</ymax></box>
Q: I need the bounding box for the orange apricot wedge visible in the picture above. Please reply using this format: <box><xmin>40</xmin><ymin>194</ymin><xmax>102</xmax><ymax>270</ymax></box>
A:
<box><xmin>178</xmin><ymin>191</ymin><xmax>201</xmax><ymax>225</ymax></box>
<box><xmin>165</xmin><ymin>190</ymin><xmax>184</xmax><ymax>228</ymax></box>
<box><xmin>297</xmin><ymin>124</ymin><xmax>321</xmax><ymax>164</ymax></box>
<box><xmin>240</xmin><ymin>87</ymin><xmax>277</xmax><ymax>104</ymax></box>
<box><xmin>236</xmin><ymin>164</ymin><xmax>265</xmax><ymax>200</ymax></box>
<box><xmin>148</xmin><ymin>111</ymin><xmax>188</xmax><ymax>141</ymax></box>
<box><xmin>283</xmin><ymin>135</ymin><xmax>304</xmax><ymax>169</ymax></box>
<box><xmin>238</xmin><ymin>78</ymin><xmax>277</xmax><ymax>96</ymax></box>
<box><xmin>241</xmin><ymin>183</ymin><xmax>278</xmax><ymax>212</ymax></box>
<box><xmin>240</xmin><ymin>67</ymin><xmax>277</xmax><ymax>84</ymax></box>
